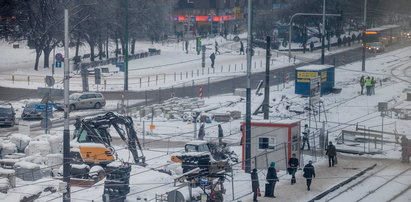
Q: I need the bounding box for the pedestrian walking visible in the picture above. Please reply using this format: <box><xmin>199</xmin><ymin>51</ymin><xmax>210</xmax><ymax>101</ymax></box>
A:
<box><xmin>240</xmin><ymin>41</ymin><xmax>245</xmax><ymax>55</ymax></box>
<box><xmin>360</xmin><ymin>76</ymin><xmax>365</xmax><ymax>95</ymax></box>
<box><xmin>371</xmin><ymin>77</ymin><xmax>376</xmax><ymax>95</ymax></box>
<box><xmin>303</xmin><ymin>160</ymin><xmax>315</xmax><ymax>191</ymax></box>
<box><xmin>265</xmin><ymin>162</ymin><xmax>278</xmax><ymax>198</ymax></box>
<box><xmin>215</xmin><ymin>41</ymin><xmax>221</xmax><ymax>54</ymax></box>
<box><xmin>310</xmin><ymin>41</ymin><xmax>314</xmax><ymax>52</ymax></box>
<box><xmin>210</xmin><ymin>52</ymin><xmax>216</xmax><ymax>68</ymax></box>
<box><xmin>288</xmin><ymin>153</ymin><xmax>299</xmax><ymax>185</ymax></box>
<box><xmin>185</xmin><ymin>40</ymin><xmax>189</xmax><ymax>54</ymax></box>
<box><xmin>301</xmin><ymin>124</ymin><xmax>310</xmax><ymax>150</ymax></box>
<box><xmin>401</xmin><ymin>136</ymin><xmax>410</xmax><ymax>164</ymax></box>
<box><xmin>251</xmin><ymin>168</ymin><xmax>260</xmax><ymax>202</ymax></box>
<box><xmin>326</xmin><ymin>141</ymin><xmax>337</xmax><ymax>167</ymax></box>
<box><xmin>365</xmin><ymin>76</ymin><xmax>372</xmax><ymax>96</ymax></box>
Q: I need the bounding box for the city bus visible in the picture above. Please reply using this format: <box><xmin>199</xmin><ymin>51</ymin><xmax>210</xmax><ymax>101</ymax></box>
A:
<box><xmin>363</xmin><ymin>25</ymin><xmax>401</xmax><ymax>48</ymax></box>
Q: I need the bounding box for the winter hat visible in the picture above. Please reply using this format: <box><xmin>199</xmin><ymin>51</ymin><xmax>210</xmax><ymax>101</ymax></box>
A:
<box><xmin>309</xmin><ymin>160</ymin><xmax>313</xmax><ymax>164</ymax></box>
<box><xmin>270</xmin><ymin>162</ymin><xmax>276</xmax><ymax>167</ymax></box>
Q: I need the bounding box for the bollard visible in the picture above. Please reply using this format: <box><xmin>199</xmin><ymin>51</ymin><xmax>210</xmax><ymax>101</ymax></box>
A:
<box><xmin>241</xmin><ymin>63</ymin><xmax>243</xmax><ymax>70</ymax></box>
<box><xmin>235</xmin><ymin>64</ymin><xmax>237</xmax><ymax>72</ymax></box>
<box><xmin>174</xmin><ymin>72</ymin><xmax>176</xmax><ymax>81</ymax></box>
<box><xmin>260</xmin><ymin>60</ymin><xmax>262</xmax><ymax>67</ymax></box>
<box><xmin>208</xmin><ymin>67</ymin><xmax>210</xmax><ymax>74</ymax></box>
<box><xmin>229</xmin><ymin>65</ymin><xmax>231</xmax><ymax>72</ymax></box>
<box><xmin>148</xmin><ymin>76</ymin><xmax>150</xmax><ymax>87</ymax></box>
<box><xmin>104</xmin><ymin>79</ymin><xmax>107</xmax><ymax>90</ymax></box>
<box><xmin>27</xmin><ymin>76</ymin><xmax>30</xmax><ymax>85</ymax></box>
<box><xmin>197</xmin><ymin>69</ymin><xmax>199</xmax><ymax>76</ymax></box>
<box><xmin>164</xmin><ymin>73</ymin><xmax>166</xmax><ymax>83</ymax></box>
<box><xmin>180</xmin><ymin>72</ymin><xmax>182</xmax><ymax>80</ymax></box>
<box><xmin>186</xmin><ymin>71</ymin><xmax>188</xmax><ymax>78</ymax></box>
<box><xmin>221</xmin><ymin>66</ymin><xmax>223</xmax><ymax>72</ymax></box>
<box><xmin>139</xmin><ymin>78</ymin><xmax>141</xmax><ymax>88</ymax></box>
<box><xmin>12</xmin><ymin>75</ymin><xmax>14</xmax><ymax>84</ymax></box>
<box><xmin>156</xmin><ymin>75</ymin><xmax>158</xmax><ymax>85</ymax></box>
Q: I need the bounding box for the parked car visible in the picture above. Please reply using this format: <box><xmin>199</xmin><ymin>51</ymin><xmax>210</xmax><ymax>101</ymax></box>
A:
<box><xmin>0</xmin><ymin>103</ymin><xmax>15</xmax><ymax>126</ymax></box>
<box><xmin>21</xmin><ymin>102</ymin><xmax>52</xmax><ymax>120</ymax></box>
<box><xmin>55</xmin><ymin>92</ymin><xmax>106</xmax><ymax>111</ymax></box>
<box><xmin>368</xmin><ymin>42</ymin><xmax>385</xmax><ymax>52</ymax></box>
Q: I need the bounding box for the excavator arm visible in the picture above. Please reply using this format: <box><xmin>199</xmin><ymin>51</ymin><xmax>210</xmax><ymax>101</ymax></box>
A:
<box><xmin>79</xmin><ymin>112</ymin><xmax>146</xmax><ymax>166</ymax></box>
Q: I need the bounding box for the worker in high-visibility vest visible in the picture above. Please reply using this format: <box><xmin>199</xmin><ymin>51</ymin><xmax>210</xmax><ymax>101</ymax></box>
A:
<box><xmin>365</xmin><ymin>76</ymin><xmax>372</xmax><ymax>96</ymax></box>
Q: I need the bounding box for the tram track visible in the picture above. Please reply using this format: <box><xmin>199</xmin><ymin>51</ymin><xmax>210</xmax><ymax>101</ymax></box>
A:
<box><xmin>323</xmin><ymin>163</ymin><xmax>411</xmax><ymax>202</ymax></box>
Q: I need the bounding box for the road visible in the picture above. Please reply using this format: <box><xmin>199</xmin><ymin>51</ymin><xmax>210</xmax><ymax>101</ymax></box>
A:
<box><xmin>1</xmin><ymin>40</ymin><xmax>410</xmax><ymax>134</ymax></box>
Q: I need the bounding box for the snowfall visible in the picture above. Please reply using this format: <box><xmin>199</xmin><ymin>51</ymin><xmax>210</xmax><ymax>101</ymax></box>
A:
<box><xmin>0</xmin><ymin>32</ymin><xmax>411</xmax><ymax>202</ymax></box>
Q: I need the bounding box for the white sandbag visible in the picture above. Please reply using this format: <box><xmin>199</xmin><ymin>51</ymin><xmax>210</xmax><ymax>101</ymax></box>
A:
<box><xmin>47</xmin><ymin>135</ymin><xmax>63</xmax><ymax>154</ymax></box>
<box><xmin>0</xmin><ymin>141</ymin><xmax>17</xmax><ymax>158</ymax></box>
<box><xmin>24</xmin><ymin>140</ymin><xmax>51</xmax><ymax>156</ymax></box>
<box><xmin>9</xmin><ymin>133</ymin><xmax>31</xmax><ymax>152</ymax></box>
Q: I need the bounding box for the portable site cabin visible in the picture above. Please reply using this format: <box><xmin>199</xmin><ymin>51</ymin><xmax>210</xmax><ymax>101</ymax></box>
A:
<box><xmin>295</xmin><ymin>65</ymin><xmax>335</xmax><ymax>96</ymax></box>
<box><xmin>241</xmin><ymin>120</ymin><xmax>301</xmax><ymax>171</ymax></box>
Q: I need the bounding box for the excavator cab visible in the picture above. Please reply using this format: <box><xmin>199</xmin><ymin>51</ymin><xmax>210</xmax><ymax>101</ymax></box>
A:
<box><xmin>70</xmin><ymin>112</ymin><xmax>146</xmax><ymax>166</ymax></box>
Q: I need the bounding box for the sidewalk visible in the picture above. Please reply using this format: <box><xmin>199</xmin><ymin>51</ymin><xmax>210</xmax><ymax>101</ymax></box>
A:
<box><xmin>240</xmin><ymin>154</ymin><xmax>392</xmax><ymax>202</ymax></box>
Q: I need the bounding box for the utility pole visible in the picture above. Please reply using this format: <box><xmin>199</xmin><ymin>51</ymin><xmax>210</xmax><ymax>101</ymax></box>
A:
<box><xmin>245</xmin><ymin>0</ymin><xmax>253</xmax><ymax>173</ymax></box>
<box><xmin>263</xmin><ymin>36</ymin><xmax>271</xmax><ymax>120</ymax></box>
<box><xmin>124</xmin><ymin>0</ymin><xmax>129</xmax><ymax>91</ymax></box>
<box><xmin>321</xmin><ymin>0</ymin><xmax>326</xmax><ymax>64</ymax></box>
<box><xmin>362</xmin><ymin>0</ymin><xmax>367</xmax><ymax>72</ymax></box>
<box><xmin>63</xmin><ymin>8</ymin><xmax>71</xmax><ymax>202</ymax></box>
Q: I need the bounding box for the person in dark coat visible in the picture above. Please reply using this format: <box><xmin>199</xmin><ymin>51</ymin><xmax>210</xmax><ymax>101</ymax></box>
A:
<box><xmin>310</xmin><ymin>41</ymin><xmax>314</xmax><ymax>52</ymax></box>
<box><xmin>265</xmin><ymin>162</ymin><xmax>279</xmax><ymax>198</ymax></box>
<box><xmin>240</xmin><ymin>41</ymin><xmax>245</xmax><ymax>55</ymax></box>
<box><xmin>303</xmin><ymin>160</ymin><xmax>315</xmax><ymax>191</ymax></box>
<box><xmin>288</xmin><ymin>153</ymin><xmax>299</xmax><ymax>184</ymax></box>
<box><xmin>218</xmin><ymin>124</ymin><xmax>224</xmax><ymax>146</ymax></box>
<box><xmin>198</xmin><ymin>123</ymin><xmax>205</xmax><ymax>140</ymax></box>
<box><xmin>185</xmin><ymin>40</ymin><xmax>189</xmax><ymax>54</ymax></box>
<box><xmin>215</xmin><ymin>41</ymin><xmax>221</xmax><ymax>54</ymax></box>
<box><xmin>326</xmin><ymin>141</ymin><xmax>337</xmax><ymax>167</ymax></box>
<box><xmin>74</xmin><ymin>117</ymin><xmax>81</xmax><ymax>139</ymax></box>
<box><xmin>251</xmin><ymin>168</ymin><xmax>260</xmax><ymax>202</ymax></box>
<box><xmin>210</xmin><ymin>52</ymin><xmax>216</xmax><ymax>68</ymax></box>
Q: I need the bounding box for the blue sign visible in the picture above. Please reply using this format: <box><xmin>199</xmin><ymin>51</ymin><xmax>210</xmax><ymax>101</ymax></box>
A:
<box><xmin>55</xmin><ymin>53</ymin><xmax>63</xmax><ymax>62</ymax></box>
<box><xmin>35</xmin><ymin>104</ymin><xmax>56</xmax><ymax>111</ymax></box>
<box><xmin>208</xmin><ymin>16</ymin><xmax>212</xmax><ymax>22</ymax></box>
<box><xmin>55</xmin><ymin>62</ymin><xmax>62</xmax><ymax>68</ymax></box>
<box><xmin>199</xmin><ymin>178</ymin><xmax>209</xmax><ymax>186</ymax></box>
<box><xmin>190</xmin><ymin>16</ymin><xmax>196</xmax><ymax>22</ymax></box>
<box><xmin>114</xmin><ymin>62</ymin><xmax>125</xmax><ymax>72</ymax></box>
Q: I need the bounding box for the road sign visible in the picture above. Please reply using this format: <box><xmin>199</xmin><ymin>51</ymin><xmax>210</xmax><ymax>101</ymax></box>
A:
<box><xmin>55</xmin><ymin>53</ymin><xmax>63</xmax><ymax>62</ymax></box>
<box><xmin>41</xmin><ymin>118</ymin><xmax>52</xmax><ymax>130</ymax></box>
<box><xmin>55</xmin><ymin>61</ymin><xmax>62</xmax><ymax>68</ymax></box>
<box><xmin>200</xmin><ymin>178</ymin><xmax>209</xmax><ymax>186</ymax></box>
<box><xmin>35</xmin><ymin>104</ymin><xmax>56</xmax><ymax>112</ymax></box>
<box><xmin>149</xmin><ymin>124</ymin><xmax>155</xmax><ymax>130</ymax></box>
<box><xmin>45</xmin><ymin>76</ymin><xmax>55</xmax><ymax>87</ymax></box>
<box><xmin>310</xmin><ymin>76</ymin><xmax>321</xmax><ymax>104</ymax></box>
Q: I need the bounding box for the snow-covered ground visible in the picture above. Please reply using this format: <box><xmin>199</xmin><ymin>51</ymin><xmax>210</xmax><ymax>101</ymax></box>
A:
<box><xmin>1</xmin><ymin>36</ymin><xmax>411</xmax><ymax>201</ymax></box>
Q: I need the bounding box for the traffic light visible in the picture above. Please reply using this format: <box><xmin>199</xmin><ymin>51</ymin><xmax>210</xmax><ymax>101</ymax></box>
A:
<box><xmin>95</xmin><ymin>68</ymin><xmax>101</xmax><ymax>85</ymax></box>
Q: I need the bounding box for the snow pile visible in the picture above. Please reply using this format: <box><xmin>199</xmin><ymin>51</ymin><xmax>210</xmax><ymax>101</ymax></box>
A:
<box><xmin>0</xmin><ymin>141</ymin><xmax>17</xmax><ymax>158</ymax></box>
<box><xmin>9</xmin><ymin>133</ymin><xmax>31</xmax><ymax>152</ymax></box>
<box><xmin>47</xmin><ymin>135</ymin><xmax>63</xmax><ymax>154</ymax></box>
<box><xmin>46</xmin><ymin>154</ymin><xmax>63</xmax><ymax>176</ymax></box>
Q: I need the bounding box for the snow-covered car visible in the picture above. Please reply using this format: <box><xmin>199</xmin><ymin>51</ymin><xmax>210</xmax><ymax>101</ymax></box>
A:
<box><xmin>0</xmin><ymin>103</ymin><xmax>15</xmax><ymax>126</ymax></box>
<box><xmin>55</xmin><ymin>92</ymin><xmax>106</xmax><ymax>111</ymax></box>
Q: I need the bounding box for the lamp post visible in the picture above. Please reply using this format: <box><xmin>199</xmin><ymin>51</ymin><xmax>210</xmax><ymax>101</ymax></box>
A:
<box><xmin>245</xmin><ymin>0</ymin><xmax>253</xmax><ymax>174</ymax></box>
<box><xmin>362</xmin><ymin>0</ymin><xmax>367</xmax><ymax>72</ymax></box>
